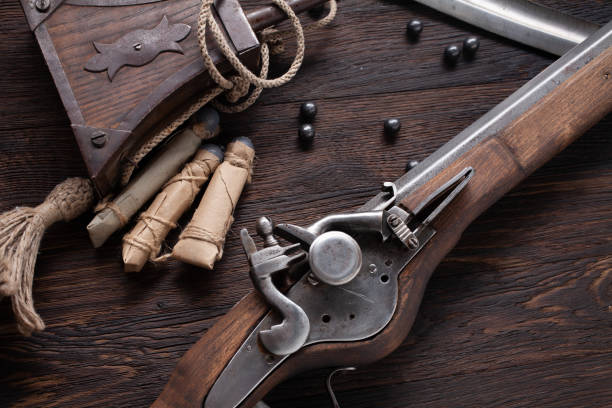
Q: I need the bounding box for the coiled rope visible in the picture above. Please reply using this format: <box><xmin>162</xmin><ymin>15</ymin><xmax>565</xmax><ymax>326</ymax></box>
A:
<box><xmin>0</xmin><ymin>0</ymin><xmax>336</xmax><ymax>335</ymax></box>
<box><xmin>120</xmin><ymin>0</ymin><xmax>337</xmax><ymax>186</ymax></box>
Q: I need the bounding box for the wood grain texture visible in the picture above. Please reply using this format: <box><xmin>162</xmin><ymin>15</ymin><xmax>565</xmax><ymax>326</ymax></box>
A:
<box><xmin>241</xmin><ymin>48</ymin><xmax>612</xmax><ymax>403</ymax></box>
<box><xmin>1</xmin><ymin>0</ymin><xmax>611</xmax><ymax>407</ymax></box>
<box><xmin>30</xmin><ymin>0</ymin><xmax>328</xmax><ymax>192</ymax></box>
<box><xmin>499</xmin><ymin>46</ymin><xmax>612</xmax><ymax>174</ymax></box>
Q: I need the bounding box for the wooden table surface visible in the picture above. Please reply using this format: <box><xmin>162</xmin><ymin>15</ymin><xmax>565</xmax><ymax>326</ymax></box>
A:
<box><xmin>1</xmin><ymin>0</ymin><xmax>611</xmax><ymax>407</ymax></box>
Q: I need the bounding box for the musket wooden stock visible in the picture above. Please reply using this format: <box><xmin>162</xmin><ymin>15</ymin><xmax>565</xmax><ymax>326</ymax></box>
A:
<box><xmin>152</xmin><ymin>41</ymin><xmax>612</xmax><ymax>408</ymax></box>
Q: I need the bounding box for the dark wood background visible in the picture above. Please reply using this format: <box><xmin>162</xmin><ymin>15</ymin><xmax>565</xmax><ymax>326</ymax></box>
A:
<box><xmin>1</xmin><ymin>0</ymin><xmax>611</xmax><ymax>407</ymax></box>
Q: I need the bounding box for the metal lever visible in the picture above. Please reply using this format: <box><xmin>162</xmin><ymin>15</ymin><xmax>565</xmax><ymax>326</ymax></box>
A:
<box><xmin>241</xmin><ymin>219</ymin><xmax>310</xmax><ymax>356</ymax></box>
<box><xmin>327</xmin><ymin>367</ymin><xmax>357</xmax><ymax>408</ymax></box>
<box><xmin>252</xmin><ymin>367</ymin><xmax>357</xmax><ymax>408</ymax></box>
<box><xmin>411</xmin><ymin>167</ymin><xmax>474</xmax><ymax>227</ymax></box>
<box><xmin>380</xmin><ymin>182</ymin><xmax>398</xmax><ymax>210</ymax></box>
<box><xmin>275</xmin><ymin>168</ymin><xmax>473</xmax><ymax>263</ymax></box>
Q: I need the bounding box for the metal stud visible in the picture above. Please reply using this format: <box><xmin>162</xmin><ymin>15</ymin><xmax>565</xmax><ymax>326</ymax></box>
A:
<box><xmin>388</xmin><ymin>214</ymin><xmax>401</xmax><ymax>227</ymax></box>
<box><xmin>35</xmin><ymin>0</ymin><xmax>50</xmax><ymax>12</ymax></box>
<box><xmin>90</xmin><ymin>130</ymin><xmax>108</xmax><ymax>148</ymax></box>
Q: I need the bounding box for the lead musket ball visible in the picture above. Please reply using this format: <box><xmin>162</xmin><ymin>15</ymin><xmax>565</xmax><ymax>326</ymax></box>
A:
<box><xmin>463</xmin><ymin>37</ymin><xmax>480</xmax><ymax>59</ymax></box>
<box><xmin>405</xmin><ymin>159</ymin><xmax>419</xmax><ymax>172</ymax></box>
<box><xmin>300</xmin><ymin>102</ymin><xmax>318</xmax><ymax>122</ymax></box>
<box><xmin>298</xmin><ymin>123</ymin><xmax>316</xmax><ymax>144</ymax></box>
<box><xmin>384</xmin><ymin>118</ymin><xmax>401</xmax><ymax>137</ymax></box>
<box><xmin>406</xmin><ymin>19</ymin><xmax>423</xmax><ymax>40</ymax></box>
<box><xmin>444</xmin><ymin>44</ymin><xmax>461</xmax><ymax>65</ymax></box>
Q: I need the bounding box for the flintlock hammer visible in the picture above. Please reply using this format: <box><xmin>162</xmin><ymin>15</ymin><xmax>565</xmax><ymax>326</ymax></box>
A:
<box><xmin>152</xmin><ymin>15</ymin><xmax>612</xmax><ymax>408</ymax></box>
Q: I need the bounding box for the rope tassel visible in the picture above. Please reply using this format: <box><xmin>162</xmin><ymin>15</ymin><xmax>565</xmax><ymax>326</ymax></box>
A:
<box><xmin>0</xmin><ymin>178</ymin><xmax>94</xmax><ymax>335</ymax></box>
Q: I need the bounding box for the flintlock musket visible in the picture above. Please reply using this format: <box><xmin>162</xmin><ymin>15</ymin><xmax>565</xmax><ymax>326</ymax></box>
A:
<box><xmin>152</xmin><ymin>20</ymin><xmax>612</xmax><ymax>408</ymax></box>
<box><xmin>19</xmin><ymin>0</ymin><xmax>328</xmax><ymax>194</ymax></box>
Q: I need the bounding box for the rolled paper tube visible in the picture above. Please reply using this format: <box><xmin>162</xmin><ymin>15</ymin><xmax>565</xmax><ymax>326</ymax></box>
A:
<box><xmin>121</xmin><ymin>144</ymin><xmax>223</xmax><ymax>272</ymax></box>
<box><xmin>87</xmin><ymin>107</ymin><xmax>220</xmax><ymax>248</ymax></box>
<box><xmin>172</xmin><ymin>136</ymin><xmax>255</xmax><ymax>269</ymax></box>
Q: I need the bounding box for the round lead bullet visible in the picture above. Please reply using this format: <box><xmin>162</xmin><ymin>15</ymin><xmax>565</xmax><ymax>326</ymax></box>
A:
<box><xmin>444</xmin><ymin>44</ymin><xmax>461</xmax><ymax>65</ymax></box>
<box><xmin>384</xmin><ymin>118</ymin><xmax>401</xmax><ymax>137</ymax></box>
<box><xmin>463</xmin><ymin>37</ymin><xmax>480</xmax><ymax>59</ymax></box>
<box><xmin>300</xmin><ymin>102</ymin><xmax>317</xmax><ymax>121</ymax></box>
<box><xmin>298</xmin><ymin>123</ymin><xmax>315</xmax><ymax>144</ymax></box>
<box><xmin>405</xmin><ymin>160</ymin><xmax>419</xmax><ymax>172</ymax></box>
<box><xmin>406</xmin><ymin>19</ymin><xmax>423</xmax><ymax>40</ymax></box>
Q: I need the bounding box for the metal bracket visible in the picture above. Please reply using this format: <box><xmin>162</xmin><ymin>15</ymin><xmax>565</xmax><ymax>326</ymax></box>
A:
<box><xmin>386</xmin><ymin>213</ymin><xmax>419</xmax><ymax>249</ymax></box>
<box><xmin>213</xmin><ymin>0</ymin><xmax>261</xmax><ymax>72</ymax></box>
<box><xmin>19</xmin><ymin>0</ymin><xmax>65</xmax><ymax>31</ymax></box>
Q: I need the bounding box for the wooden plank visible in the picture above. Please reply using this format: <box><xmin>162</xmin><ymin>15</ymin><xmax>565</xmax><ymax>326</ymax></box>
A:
<box><xmin>0</xmin><ymin>0</ymin><xmax>611</xmax><ymax>407</ymax></box>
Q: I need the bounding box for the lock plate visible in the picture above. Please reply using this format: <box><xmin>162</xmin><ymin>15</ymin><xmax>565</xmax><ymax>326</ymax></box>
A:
<box><xmin>204</xmin><ymin>226</ymin><xmax>435</xmax><ymax>408</ymax></box>
<box><xmin>206</xmin><ymin>167</ymin><xmax>474</xmax><ymax>408</ymax></box>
